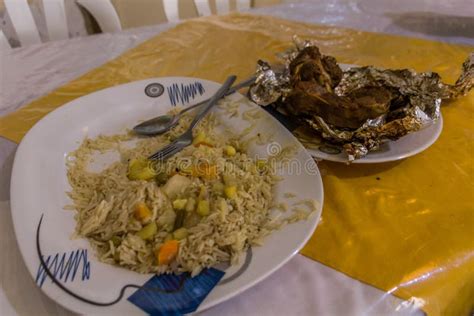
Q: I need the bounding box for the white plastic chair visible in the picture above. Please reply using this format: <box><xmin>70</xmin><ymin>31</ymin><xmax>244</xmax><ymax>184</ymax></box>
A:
<box><xmin>1</xmin><ymin>0</ymin><xmax>121</xmax><ymax>50</ymax></box>
<box><xmin>236</xmin><ymin>0</ymin><xmax>251</xmax><ymax>11</ymax></box>
<box><xmin>195</xmin><ymin>0</ymin><xmax>212</xmax><ymax>17</ymax></box>
<box><xmin>4</xmin><ymin>0</ymin><xmax>44</xmax><ymax>47</ymax></box>
<box><xmin>75</xmin><ymin>0</ymin><xmax>122</xmax><ymax>33</ymax></box>
<box><xmin>163</xmin><ymin>0</ymin><xmax>251</xmax><ymax>22</ymax></box>
<box><xmin>1</xmin><ymin>0</ymin><xmax>251</xmax><ymax>49</ymax></box>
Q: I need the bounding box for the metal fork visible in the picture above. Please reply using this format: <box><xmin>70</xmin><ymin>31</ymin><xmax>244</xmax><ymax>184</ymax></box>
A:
<box><xmin>148</xmin><ymin>75</ymin><xmax>237</xmax><ymax>161</ymax></box>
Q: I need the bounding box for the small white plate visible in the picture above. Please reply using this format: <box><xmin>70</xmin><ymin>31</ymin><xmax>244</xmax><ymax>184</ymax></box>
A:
<box><xmin>297</xmin><ymin>64</ymin><xmax>443</xmax><ymax>163</ymax></box>
<box><xmin>10</xmin><ymin>77</ymin><xmax>323</xmax><ymax>315</ymax></box>
<box><xmin>300</xmin><ymin>116</ymin><xmax>443</xmax><ymax>163</ymax></box>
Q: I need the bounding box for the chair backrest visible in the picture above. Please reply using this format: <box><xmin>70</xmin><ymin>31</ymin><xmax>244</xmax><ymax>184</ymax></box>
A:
<box><xmin>75</xmin><ymin>0</ymin><xmax>122</xmax><ymax>33</ymax></box>
<box><xmin>215</xmin><ymin>1</ymin><xmax>230</xmax><ymax>15</ymax></box>
<box><xmin>4</xmin><ymin>0</ymin><xmax>43</xmax><ymax>47</ymax></box>
<box><xmin>1</xmin><ymin>0</ymin><xmax>253</xmax><ymax>50</ymax></box>
<box><xmin>195</xmin><ymin>0</ymin><xmax>211</xmax><ymax>17</ymax></box>
<box><xmin>3</xmin><ymin>0</ymin><xmax>69</xmax><ymax>49</ymax></box>
<box><xmin>236</xmin><ymin>0</ymin><xmax>251</xmax><ymax>11</ymax></box>
<box><xmin>43</xmin><ymin>0</ymin><xmax>69</xmax><ymax>41</ymax></box>
<box><xmin>163</xmin><ymin>0</ymin><xmax>251</xmax><ymax>22</ymax></box>
<box><xmin>1</xmin><ymin>0</ymin><xmax>120</xmax><ymax>50</ymax></box>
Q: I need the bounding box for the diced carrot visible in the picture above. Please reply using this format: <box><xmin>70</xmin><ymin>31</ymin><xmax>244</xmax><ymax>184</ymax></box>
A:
<box><xmin>156</xmin><ymin>240</ymin><xmax>179</xmax><ymax>265</ymax></box>
<box><xmin>134</xmin><ymin>202</ymin><xmax>152</xmax><ymax>223</ymax></box>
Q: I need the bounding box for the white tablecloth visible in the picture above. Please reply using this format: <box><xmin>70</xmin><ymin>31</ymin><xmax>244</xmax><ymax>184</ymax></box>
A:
<box><xmin>1</xmin><ymin>1</ymin><xmax>471</xmax><ymax>315</ymax></box>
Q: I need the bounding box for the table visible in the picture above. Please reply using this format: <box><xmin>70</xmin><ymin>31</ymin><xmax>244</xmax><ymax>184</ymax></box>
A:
<box><xmin>1</xmin><ymin>1</ymin><xmax>472</xmax><ymax>315</ymax></box>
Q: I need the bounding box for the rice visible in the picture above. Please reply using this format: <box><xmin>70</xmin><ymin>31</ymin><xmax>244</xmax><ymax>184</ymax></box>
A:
<box><xmin>66</xmin><ymin>99</ymin><xmax>314</xmax><ymax>276</ymax></box>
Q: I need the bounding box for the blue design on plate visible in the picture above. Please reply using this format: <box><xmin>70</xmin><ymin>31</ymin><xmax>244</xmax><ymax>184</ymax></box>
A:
<box><xmin>35</xmin><ymin>249</ymin><xmax>91</xmax><ymax>288</ymax></box>
<box><xmin>128</xmin><ymin>268</ymin><xmax>225</xmax><ymax>315</ymax></box>
<box><xmin>167</xmin><ymin>82</ymin><xmax>205</xmax><ymax>106</ymax></box>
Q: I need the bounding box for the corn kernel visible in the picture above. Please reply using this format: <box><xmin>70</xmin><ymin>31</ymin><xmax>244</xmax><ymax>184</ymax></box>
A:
<box><xmin>196</xmin><ymin>200</ymin><xmax>210</xmax><ymax>216</ymax></box>
<box><xmin>193</xmin><ymin>131</ymin><xmax>206</xmax><ymax>146</ymax></box>
<box><xmin>128</xmin><ymin>158</ymin><xmax>156</xmax><ymax>180</ymax></box>
<box><xmin>136</xmin><ymin>222</ymin><xmax>157</xmax><ymax>240</ymax></box>
<box><xmin>173</xmin><ymin>228</ymin><xmax>188</xmax><ymax>240</ymax></box>
<box><xmin>224</xmin><ymin>145</ymin><xmax>236</xmax><ymax>156</ymax></box>
<box><xmin>212</xmin><ymin>182</ymin><xmax>225</xmax><ymax>195</ymax></box>
<box><xmin>224</xmin><ymin>186</ymin><xmax>237</xmax><ymax>199</ymax></box>
<box><xmin>172</xmin><ymin>199</ymin><xmax>188</xmax><ymax>210</ymax></box>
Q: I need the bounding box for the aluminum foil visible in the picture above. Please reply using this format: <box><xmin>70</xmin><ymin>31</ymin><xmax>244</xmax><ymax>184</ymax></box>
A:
<box><xmin>249</xmin><ymin>38</ymin><xmax>473</xmax><ymax>161</ymax></box>
<box><xmin>248</xmin><ymin>61</ymin><xmax>291</xmax><ymax>106</ymax></box>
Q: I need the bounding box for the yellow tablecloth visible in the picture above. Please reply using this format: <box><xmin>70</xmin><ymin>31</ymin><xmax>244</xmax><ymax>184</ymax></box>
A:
<box><xmin>1</xmin><ymin>13</ymin><xmax>472</xmax><ymax>315</ymax></box>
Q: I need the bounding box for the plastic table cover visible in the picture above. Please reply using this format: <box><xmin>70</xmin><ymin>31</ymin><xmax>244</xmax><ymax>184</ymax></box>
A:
<box><xmin>0</xmin><ymin>12</ymin><xmax>473</xmax><ymax>316</ymax></box>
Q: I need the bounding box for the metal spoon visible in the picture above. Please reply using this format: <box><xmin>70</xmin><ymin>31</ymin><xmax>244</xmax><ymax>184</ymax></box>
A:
<box><xmin>133</xmin><ymin>76</ymin><xmax>256</xmax><ymax>136</ymax></box>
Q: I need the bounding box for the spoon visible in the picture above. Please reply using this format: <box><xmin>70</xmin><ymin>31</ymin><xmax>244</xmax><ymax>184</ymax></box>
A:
<box><xmin>133</xmin><ymin>76</ymin><xmax>256</xmax><ymax>136</ymax></box>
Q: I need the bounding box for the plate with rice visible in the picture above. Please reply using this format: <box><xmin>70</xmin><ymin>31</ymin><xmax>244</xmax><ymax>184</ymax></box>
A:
<box><xmin>10</xmin><ymin>77</ymin><xmax>323</xmax><ymax>314</ymax></box>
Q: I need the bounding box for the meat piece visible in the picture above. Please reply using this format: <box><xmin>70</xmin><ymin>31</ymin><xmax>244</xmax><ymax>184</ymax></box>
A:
<box><xmin>285</xmin><ymin>81</ymin><xmax>392</xmax><ymax>129</ymax></box>
<box><xmin>285</xmin><ymin>46</ymin><xmax>394</xmax><ymax>129</ymax></box>
<box><xmin>289</xmin><ymin>46</ymin><xmax>342</xmax><ymax>90</ymax></box>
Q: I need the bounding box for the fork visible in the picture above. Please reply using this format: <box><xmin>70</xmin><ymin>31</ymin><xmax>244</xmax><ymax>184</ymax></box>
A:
<box><xmin>148</xmin><ymin>75</ymin><xmax>237</xmax><ymax>161</ymax></box>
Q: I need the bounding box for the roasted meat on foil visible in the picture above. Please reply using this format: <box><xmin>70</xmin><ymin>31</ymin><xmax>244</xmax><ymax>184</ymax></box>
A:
<box><xmin>249</xmin><ymin>39</ymin><xmax>473</xmax><ymax>161</ymax></box>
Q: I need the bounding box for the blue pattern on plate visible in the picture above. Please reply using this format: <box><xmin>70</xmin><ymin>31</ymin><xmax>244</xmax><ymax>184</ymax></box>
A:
<box><xmin>167</xmin><ymin>82</ymin><xmax>205</xmax><ymax>106</ymax></box>
<box><xmin>35</xmin><ymin>249</ymin><xmax>91</xmax><ymax>288</ymax></box>
<box><xmin>128</xmin><ymin>268</ymin><xmax>225</xmax><ymax>315</ymax></box>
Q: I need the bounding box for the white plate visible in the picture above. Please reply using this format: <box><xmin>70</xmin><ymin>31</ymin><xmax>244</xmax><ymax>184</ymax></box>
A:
<box><xmin>302</xmin><ymin>116</ymin><xmax>443</xmax><ymax>163</ymax></box>
<box><xmin>10</xmin><ymin>77</ymin><xmax>323</xmax><ymax>315</ymax></box>
<box><xmin>299</xmin><ymin>64</ymin><xmax>443</xmax><ymax>163</ymax></box>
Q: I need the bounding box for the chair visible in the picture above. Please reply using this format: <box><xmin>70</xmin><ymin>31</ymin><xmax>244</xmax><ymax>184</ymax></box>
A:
<box><xmin>163</xmin><ymin>0</ymin><xmax>251</xmax><ymax>22</ymax></box>
<box><xmin>3</xmin><ymin>0</ymin><xmax>46</xmax><ymax>47</ymax></box>
<box><xmin>0</xmin><ymin>0</ymin><xmax>253</xmax><ymax>50</ymax></box>
<box><xmin>75</xmin><ymin>0</ymin><xmax>122</xmax><ymax>33</ymax></box>
<box><xmin>1</xmin><ymin>0</ymin><xmax>121</xmax><ymax>50</ymax></box>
